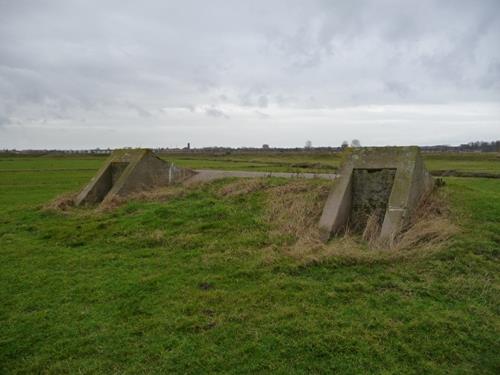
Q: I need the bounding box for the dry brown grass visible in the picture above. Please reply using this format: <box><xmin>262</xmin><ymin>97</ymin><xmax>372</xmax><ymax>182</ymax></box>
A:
<box><xmin>361</xmin><ymin>210</ymin><xmax>382</xmax><ymax>243</ymax></box>
<box><xmin>265</xmin><ymin>180</ymin><xmax>331</xmax><ymax>238</ymax></box>
<box><xmin>261</xmin><ymin>180</ymin><xmax>333</xmax><ymax>264</ymax></box>
<box><xmin>391</xmin><ymin>190</ymin><xmax>458</xmax><ymax>252</ymax></box>
<box><xmin>96</xmin><ymin>196</ymin><xmax>127</xmax><ymax>212</ymax></box>
<box><xmin>42</xmin><ymin>193</ymin><xmax>76</xmax><ymax>213</ymax></box>
<box><xmin>217</xmin><ymin>178</ymin><xmax>271</xmax><ymax>197</ymax></box>
<box><xmin>43</xmin><ymin>184</ymin><xmax>189</xmax><ymax>213</ymax></box>
<box><xmin>98</xmin><ymin>184</ymin><xmax>188</xmax><ymax>211</ymax></box>
<box><xmin>263</xmin><ymin>184</ymin><xmax>458</xmax><ymax>266</ymax></box>
<box><xmin>43</xmin><ymin>177</ymin><xmax>457</xmax><ymax>267</ymax></box>
<box><xmin>216</xmin><ymin>178</ymin><xmax>336</xmax><ymax>266</ymax></box>
<box><xmin>148</xmin><ymin>229</ymin><xmax>166</xmax><ymax>245</ymax></box>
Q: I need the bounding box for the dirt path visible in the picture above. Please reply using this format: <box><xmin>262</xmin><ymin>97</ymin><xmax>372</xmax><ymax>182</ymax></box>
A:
<box><xmin>186</xmin><ymin>169</ymin><xmax>338</xmax><ymax>183</ymax></box>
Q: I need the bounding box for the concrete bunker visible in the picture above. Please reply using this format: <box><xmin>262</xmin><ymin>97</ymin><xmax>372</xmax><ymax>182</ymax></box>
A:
<box><xmin>75</xmin><ymin>149</ymin><xmax>194</xmax><ymax>206</ymax></box>
<box><xmin>318</xmin><ymin>147</ymin><xmax>434</xmax><ymax>244</ymax></box>
<box><xmin>350</xmin><ymin>168</ymin><xmax>397</xmax><ymax>233</ymax></box>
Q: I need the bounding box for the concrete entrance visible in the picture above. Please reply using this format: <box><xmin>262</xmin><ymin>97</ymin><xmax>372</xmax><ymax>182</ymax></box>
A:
<box><xmin>75</xmin><ymin>149</ymin><xmax>194</xmax><ymax>206</ymax></box>
<box><xmin>318</xmin><ymin>147</ymin><xmax>434</xmax><ymax>244</ymax></box>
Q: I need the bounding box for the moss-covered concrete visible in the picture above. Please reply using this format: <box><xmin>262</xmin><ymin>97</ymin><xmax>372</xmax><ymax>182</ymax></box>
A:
<box><xmin>351</xmin><ymin>168</ymin><xmax>396</xmax><ymax>232</ymax></box>
<box><xmin>319</xmin><ymin>147</ymin><xmax>434</xmax><ymax>244</ymax></box>
<box><xmin>75</xmin><ymin>149</ymin><xmax>195</xmax><ymax>206</ymax></box>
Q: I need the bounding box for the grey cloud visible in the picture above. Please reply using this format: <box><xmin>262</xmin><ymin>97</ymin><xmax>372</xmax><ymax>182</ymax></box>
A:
<box><xmin>257</xmin><ymin>96</ymin><xmax>268</xmax><ymax>108</ymax></box>
<box><xmin>182</xmin><ymin>105</ymin><xmax>196</xmax><ymax>113</ymax></box>
<box><xmin>0</xmin><ymin>114</ymin><xmax>11</xmax><ymax>126</ymax></box>
<box><xmin>254</xmin><ymin>110</ymin><xmax>270</xmax><ymax>119</ymax></box>
<box><xmin>0</xmin><ymin>0</ymin><xmax>498</xmax><ymax>147</ymax></box>
<box><xmin>384</xmin><ymin>81</ymin><xmax>412</xmax><ymax>99</ymax></box>
<box><xmin>239</xmin><ymin>88</ymin><xmax>270</xmax><ymax>108</ymax></box>
<box><xmin>480</xmin><ymin>63</ymin><xmax>500</xmax><ymax>89</ymax></box>
<box><xmin>127</xmin><ymin>103</ymin><xmax>153</xmax><ymax>118</ymax></box>
<box><xmin>205</xmin><ymin>106</ymin><xmax>229</xmax><ymax>119</ymax></box>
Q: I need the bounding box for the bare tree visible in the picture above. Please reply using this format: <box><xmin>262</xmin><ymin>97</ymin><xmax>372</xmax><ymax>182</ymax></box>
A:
<box><xmin>351</xmin><ymin>139</ymin><xmax>361</xmax><ymax>147</ymax></box>
<box><xmin>304</xmin><ymin>140</ymin><xmax>313</xmax><ymax>149</ymax></box>
<box><xmin>341</xmin><ymin>140</ymin><xmax>349</xmax><ymax>149</ymax></box>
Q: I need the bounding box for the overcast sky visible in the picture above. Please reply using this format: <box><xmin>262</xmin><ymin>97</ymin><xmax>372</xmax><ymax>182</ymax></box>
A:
<box><xmin>0</xmin><ymin>0</ymin><xmax>499</xmax><ymax>149</ymax></box>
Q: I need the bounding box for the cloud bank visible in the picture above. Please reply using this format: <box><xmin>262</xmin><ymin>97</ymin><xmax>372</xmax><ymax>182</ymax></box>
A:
<box><xmin>0</xmin><ymin>0</ymin><xmax>499</xmax><ymax>148</ymax></box>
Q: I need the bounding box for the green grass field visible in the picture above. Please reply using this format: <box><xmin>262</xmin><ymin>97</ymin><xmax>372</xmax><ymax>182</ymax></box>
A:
<box><xmin>0</xmin><ymin>153</ymin><xmax>499</xmax><ymax>374</ymax></box>
<box><xmin>166</xmin><ymin>151</ymin><xmax>500</xmax><ymax>174</ymax></box>
<box><xmin>2</xmin><ymin>151</ymin><xmax>498</xmax><ymax>174</ymax></box>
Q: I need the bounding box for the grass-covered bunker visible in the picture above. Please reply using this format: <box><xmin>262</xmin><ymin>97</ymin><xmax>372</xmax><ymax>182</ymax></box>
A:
<box><xmin>318</xmin><ymin>147</ymin><xmax>434</xmax><ymax>244</ymax></box>
<box><xmin>75</xmin><ymin>149</ymin><xmax>193</xmax><ymax>206</ymax></box>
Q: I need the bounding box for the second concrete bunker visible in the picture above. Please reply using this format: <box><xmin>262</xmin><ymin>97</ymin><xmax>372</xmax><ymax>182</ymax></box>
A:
<box><xmin>318</xmin><ymin>147</ymin><xmax>434</xmax><ymax>244</ymax></box>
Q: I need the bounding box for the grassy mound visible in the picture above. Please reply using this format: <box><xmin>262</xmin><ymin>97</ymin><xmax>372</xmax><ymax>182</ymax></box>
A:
<box><xmin>1</xmin><ymin>176</ymin><xmax>499</xmax><ymax>374</ymax></box>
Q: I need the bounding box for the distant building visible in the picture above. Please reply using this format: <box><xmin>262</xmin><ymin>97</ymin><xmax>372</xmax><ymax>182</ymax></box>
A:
<box><xmin>262</xmin><ymin>144</ymin><xmax>270</xmax><ymax>149</ymax></box>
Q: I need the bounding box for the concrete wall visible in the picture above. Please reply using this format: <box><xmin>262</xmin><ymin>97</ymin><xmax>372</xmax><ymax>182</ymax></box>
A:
<box><xmin>75</xmin><ymin>149</ymin><xmax>195</xmax><ymax>206</ymax></box>
<box><xmin>351</xmin><ymin>168</ymin><xmax>396</xmax><ymax>232</ymax></box>
<box><xmin>318</xmin><ymin>147</ymin><xmax>434</xmax><ymax>244</ymax></box>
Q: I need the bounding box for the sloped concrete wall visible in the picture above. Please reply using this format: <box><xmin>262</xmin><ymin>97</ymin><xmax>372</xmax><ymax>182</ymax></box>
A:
<box><xmin>74</xmin><ymin>163</ymin><xmax>114</xmax><ymax>205</ymax></box>
<box><xmin>75</xmin><ymin>149</ymin><xmax>195</xmax><ymax>206</ymax></box>
<box><xmin>319</xmin><ymin>147</ymin><xmax>434</xmax><ymax>244</ymax></box>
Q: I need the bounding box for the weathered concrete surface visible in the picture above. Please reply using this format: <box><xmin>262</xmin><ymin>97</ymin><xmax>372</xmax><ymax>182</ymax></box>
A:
<box><xmin>75</xmin><ymin>149</ymin><xmax>194</xmax><ymax>206</ymax></box>
<box><xmin>318</xmin><ymin>147</ymin><xmax>434</xmax><ymax>244</ymax></box>
<box><xmin>76</xmin><ymin>149</ymin><xmax>337</xmax><ymax>206</ymax></box>
<box><xmin>185</xmin><ymin>170</ymin><xmax>338</xmax><ymax>183</ymax></box>
<box><xmin>351</xmin><ymin>168</ymin><xmax>396</xmax><ymax>232</ymax></box>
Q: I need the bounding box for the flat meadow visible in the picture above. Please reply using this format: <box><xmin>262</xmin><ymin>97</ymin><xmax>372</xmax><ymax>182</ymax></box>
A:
<box><xmin>0</xmin><ymin>151</ymin><xmax>499</xmax><ymax>374</ymax></box>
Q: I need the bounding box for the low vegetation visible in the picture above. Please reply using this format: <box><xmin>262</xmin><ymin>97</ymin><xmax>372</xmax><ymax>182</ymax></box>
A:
<box><xmin>0</xmin><ymin>154</ymin><xmax>499</xmax><ymax>374</ymax></box>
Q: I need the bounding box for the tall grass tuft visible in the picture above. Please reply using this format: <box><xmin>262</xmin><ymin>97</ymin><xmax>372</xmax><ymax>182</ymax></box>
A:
<box><xmin>264</xmin><ymin>183</ymin><xmax>458</xmax><ymax>265</ymax></box>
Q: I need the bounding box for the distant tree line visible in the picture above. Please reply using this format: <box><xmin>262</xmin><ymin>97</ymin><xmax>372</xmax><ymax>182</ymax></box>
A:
<box><xmin>458</xmin><ymin>141</ymin><xmax>499</xmax><ymax>152</ymax></box>
<box><xmin>421</xmin><ymin>141</ymin><xmax>499</xmax><ymax>153</ymax></box>
<box><xmin>1</xmin><ymin>140</ymin><xmax>498</xmax><ymax>154</ymax></box>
